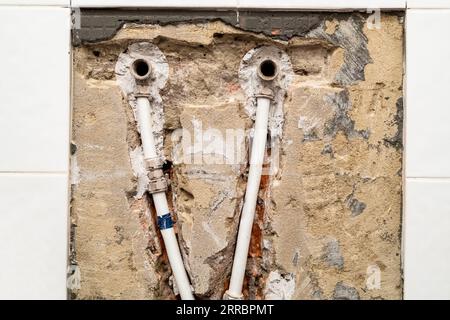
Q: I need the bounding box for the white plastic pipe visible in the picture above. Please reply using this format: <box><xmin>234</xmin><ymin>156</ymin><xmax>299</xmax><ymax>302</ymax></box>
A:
<box><xmin>227</xmin><ymin>96</ymin><xmax>271</xmax><ymax>299</ymax></box>
<box><xmin>136</xmin><ymin>97</ymin><xmax>194</xmax><ymax>300</ymax></box>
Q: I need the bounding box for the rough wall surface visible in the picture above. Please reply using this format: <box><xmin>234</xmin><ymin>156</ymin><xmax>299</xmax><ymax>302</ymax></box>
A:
<box><xmin>71</xmin><ymin>12</ymin><xmax>404</xmax><ymax>300</ymax></box>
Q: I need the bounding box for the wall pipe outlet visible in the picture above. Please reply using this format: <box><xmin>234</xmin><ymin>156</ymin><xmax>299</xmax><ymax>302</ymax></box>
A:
<box><xmin>131</xmin><ymin>58</ymin><xmax>152</xmax><ymax>81</ymax></box>
<box><xmin>226</xmin><ymin>58</ymin><xmax>277</xmax><ymax>300</ymax></box>
<box><xmin>131</xmin><ymin>57</ymin><xmax>194</xmax><ymax>300</ymax></box>
<box><xmin>226</xmin><ymin>58</ymin><xmax>277</xmax><ymax>299</ymax></box>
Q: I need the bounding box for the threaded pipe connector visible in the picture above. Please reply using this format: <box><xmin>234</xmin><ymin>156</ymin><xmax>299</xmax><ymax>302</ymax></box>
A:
<box><xmin>131</xmin><ymin>58</ymin><xmax>152</xmax><ymax>81</ymax></box>
<box><xmin>257</xmin><ymin>59</ymin><xmax>278</xmax><ymax>81</ymax></box>
<box><xmin>223</xmin><ymin>290</ymin><xmax>244</xmax><ymax>300</ymax></box>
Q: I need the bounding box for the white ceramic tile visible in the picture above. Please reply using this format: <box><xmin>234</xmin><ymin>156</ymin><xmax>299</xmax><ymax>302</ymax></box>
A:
<box><xmin>404</xmin><ymin>178</ymin><xmax>450</xmax><ymax>299</ymax></box>
<box><xmin>408</xmin><ymin>0</ymin><xmax>450</xmax><ymax>9</ymax></box>
<box><xmin>0</xmin><ymin>7</ymin><xmax>71</xmax><ymax>172</ymax></box>
<box><xmin>0</xmin><ymin>1</ymin><xmax>69</xmax><ymax>6</ymax></box>
<box><xmin>0</xmin><ymin>173</ymin><xmax>69</xmax><ymax>300</ymax></box>
<box><xmin>406</xmin><ymin>9</ymin><xmax>450</xmax><ymax>178</ymax></box>
<box><xmin>72</xmin><ymin>0</ymin><xmax>406</xmax><ymax>9</ymax></box>
<box><xmin>72</xmin><ymin>0</ymin><xmax>238</xmax><ymax>8</ymax></box>
<box><xmin>238</xmin><ymin>0</ymin><xmax>406</xmax><ymax>9</ymax></box>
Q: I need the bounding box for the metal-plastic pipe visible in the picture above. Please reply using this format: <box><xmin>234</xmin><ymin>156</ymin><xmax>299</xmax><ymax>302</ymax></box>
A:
<box><xmin>226</xmin><ymin>95</ymin><xmax>271</xmax><ymax>299</ymax></box>
<box><xmin>136</xmin><ymin>97</ymin><xmax>194</xmax><ymax>300</ymax></box>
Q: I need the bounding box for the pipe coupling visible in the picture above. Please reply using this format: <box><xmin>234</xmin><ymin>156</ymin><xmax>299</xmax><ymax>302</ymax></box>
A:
<box><xmin>146</xmin><ymin>157</ymin><xmax>164</xmax><ymax>170</ymax></box>
<box><xmin>255</xmin><ymin>87</ymin><xmax>274</xmax><ymax>100</ymax></box>
<box><xmin>146</xmin><ymin>157</ymin><xmax>168</xmax><ymax>193</ymax></box>
<box><xmin>223</xmin><ymin>290</ymin><xmax>244</xmax><ymax>300</ymax></box>
<box><xmin>148</xmin><ymin>176</ymin><xmax>168</xmax><ymax>194</ymax></box>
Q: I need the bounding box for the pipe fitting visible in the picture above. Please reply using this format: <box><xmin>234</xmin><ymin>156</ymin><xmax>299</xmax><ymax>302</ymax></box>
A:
<box><xmin>223</xmin><ymin>290</ymin><xmax>244</xmax><ymax>300</ymax></box>
<box><xmin>148</xmin><ymin>176</ymin><xmax>168</xmax><ymax>194</ymax></box>
<box><xmin>146</xmin><ymin>157</ymin><xmax>168</xmax><ymax>193</ymax></box>
<box><xmin>257</xmin><ymin>59</ymin><xmax>278</xmax><ymax>81</ymax></box>
<box><xmin>256</xmin><ymin>87</ymin><xmax>274</xmax><ymax>100</ymax></box>
<box><xmin>132</xmin><ymin>58</ymin><xmax>152</xmax><ymax>97</ymax></box>
<box><xmin>146</xmin><ymin>157</ymin><xmax>164</xmax><ymax>170</ymax></box>
<box><xmin>131</xmin><ymin>58</ymin><xmax>152</xmax><ymax>81</ymax></box>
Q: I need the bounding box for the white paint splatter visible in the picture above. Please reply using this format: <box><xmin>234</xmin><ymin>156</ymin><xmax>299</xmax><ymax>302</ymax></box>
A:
<box><xmin>264</xmin><ymin>270</ymin><xmax>296</xmax><ymax>300</ymax></box>
<box><xmin>298</xmin><ymin>116</ymin><xmax>320</xmax><ymax>131</ymax></box>
<box><xmin>202</xmin><ymin>221</ymin><xmax>223</xmax><ymax>250</ymax></box>
<box><xmin>238</xmin><ymin>45</ymin><xmax>293</xmax><ymax>139</ymax></box>
<box><xmin>67</xmin><ymin>265</ymin><xmax>81</xmax><ymax>291</ymax></box>
<box><xmin>115</xmin><ymin>42</ymin><xmax>169</xmax><ymax>154</ymax></box>
<box><xmin>70</xmin><ymin>155</ymin><xmax>81</xmax><ymax>185</ymax></box>
<box><xmin>83</xmin><ymin>144</ymin><xmax>105</xmax><ymax>150</ymax></box>
<box><xmin>129</xmin><ymin>146</ymin><xmax>149</xmax><ymax>199</ymax></box>
<box><xmin>366</xmin><ymin>264</ymin><xmax>381</xmax><ymax>290</ymax></box>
